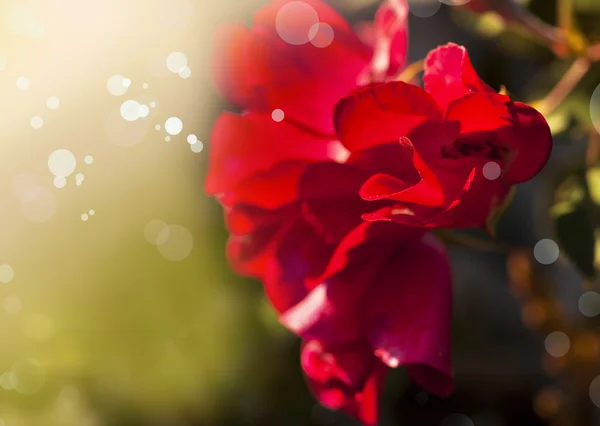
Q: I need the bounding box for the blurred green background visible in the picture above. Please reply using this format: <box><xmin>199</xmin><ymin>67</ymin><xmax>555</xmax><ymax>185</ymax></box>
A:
<box><xmin>1</xmin><ymin>0</ymin><xmax>600</xmax><ymax>425</ymax></box>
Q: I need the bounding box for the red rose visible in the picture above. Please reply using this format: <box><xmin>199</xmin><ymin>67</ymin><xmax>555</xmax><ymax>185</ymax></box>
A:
<box><xmin>206</xmin><ymin>1</ymin><xmax>552</xmax><ymax>425</ymax></box>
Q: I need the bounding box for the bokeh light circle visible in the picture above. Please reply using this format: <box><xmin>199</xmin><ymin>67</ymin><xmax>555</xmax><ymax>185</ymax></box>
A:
<box><xmin>578</xmin><ymin>291</ymin><xmax>600</xmax><ymax>317</ymax></box>
<box><xmin>590</xmin><ymin>84</ymin><xmax>600</xmax><ymax>135</ymax></box>
<box><xmin>120</xmin><ymin>100</ymin><xmax>142</xmax><ymax>122</ymax></box>
<box><xmin>4</xmin><ymin>295</ymin><xmax>22</xmax><ymax>314</ymax></box>
<box><xmin>156</xmin><ymin>225</ymin><xmax>194</xmax><ymax>261</ymax></box>
<box><xmin>106</xmin><ymin>75</ymin><xmax>130</xmax><ymax>96</ymax></box>
<box><xmin>178</xmin><ymin>66</ymin><xmax>192</xmax><ymax>79</ymax></box>
<box><xmin>440</xmin><ymin>413</ymin><xmax>474</xmax><ymax>426</ymax></box>
<box><xmin>53</xmin><ymin>175</ymin><xmax>66</xmax><ymax>188</ymax></box>
<box><xmin>439</xmin><ymin>0</ymin><xmax>473</xmax><ymax>5</ymax></box>
<box><xmin>545</xmin><ymin>331</ymin><xmax>570</xmax><ymax>357</ymax></box>
<box><xmin>190</xmin><ymin>141</ymin><xmax>204</xmax><ymax>153</ymax></box>
<box><xmin>11</xmin><ymin>174</ymin><xmax>41</xmax><ymax>202</ymax></box>
<box><xmin>272</xmin><ymin>109</ymin><xmax>285</xmax><ymax>122</ymax></box>
<box><xmin>590</xmin><ymin>375</ymin><xmax>600</xmax><ymax>407</ymax></box>
<box><xmin>309</xmin><ymin>22</ymin><xmax>334</xmax><ymax>48</ymax></box>
<box><xmin>16</xmin><ymin>76</ymin><xmax>30</xmax><ymax>90</ymax></box>
<box><xmin>144</xmin><ymin>220</ymin><xmax>168</xmax><ymax>246</ymax></box>
<box><xmin>48</xmin><ymin>149</ymin><xmax>76</xmax><ymax>177</ymax></box>
<box><xmin>483</xmin><ymin>161</ymin><xmax>501</xmax><ymax>180</ymax></box>
<box><xmin>187</xmin><ymin>134</ymin><xmax>197</xmax><ymax>144</ymax></box>
<box><xmin>166</xmin><ymin>52</ymin><xmax>188</xmax><ymax>73</ymax></box>
<box><xmin>165</xmin><ymin>117</ymin><xmax>183</xmax><ymax>135</ymax></box>
<box><xmin>408</xmin><ymin>0</ymin><xmax>442</xmax><ymax>17</ymax></box>
<box><xmin>46</xmin><ymin>96</ymin><xmax>60</xmax><ymax>110</ymax></box>
<box><xmin>0</xmin><ymin>265</ymin><xmax>15</xmax><ymax>283</ymax></box>
<box><xmin>20</xmin><ymin>188</ymin><xmax>56</xmax><ymax>223</ymax></box>
<box><xmin>275</xmin><ymin>1</ymin><xmax>320</xmax><ymax>45</ymax></box>
<box><xmin>10</xmin><ymin>359</ymin><xmax>45</xmax><ymax>394</ymax></box>
<box><xmin>30</xmin><ymin>116</ymin><xmax>43</xmax><ymax>129</ymax></box>
<box><xmin>533</xmin><ymin>239</ymin><xmax>559</xmax><ymax>265</ymax></box>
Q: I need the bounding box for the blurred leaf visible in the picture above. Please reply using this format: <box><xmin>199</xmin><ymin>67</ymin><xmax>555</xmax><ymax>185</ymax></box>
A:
<box><xmin>587</xmin><ymin>167</ymin><xmax>600</xmax><ymax>205</ymax></box>
<box><xmin>546</xmin><ymin>110</ymin><xmax>571</xmax><ymax>135</ymax></box>
<box><xmin>555</xmin><ymin>204</ymin><xmax>596</xmax><ymax>278</ymax></box>
<box><xmin>573</xmin><ymin>0</ymin><xmax>600</xmax><ymax>12</ymax></box>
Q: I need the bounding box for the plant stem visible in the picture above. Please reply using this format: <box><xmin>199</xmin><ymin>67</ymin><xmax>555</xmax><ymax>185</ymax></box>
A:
<box><xmin>535</xmin><ymin>57</ymin><xmax>591</xmax><ymax>117</ymax></box>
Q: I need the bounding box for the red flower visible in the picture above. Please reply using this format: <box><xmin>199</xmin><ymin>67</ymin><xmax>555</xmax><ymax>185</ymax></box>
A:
<box><xmin>205</xmin><ymin>1</ymin><xmax>552</xmax><ymax>424</ymax></box>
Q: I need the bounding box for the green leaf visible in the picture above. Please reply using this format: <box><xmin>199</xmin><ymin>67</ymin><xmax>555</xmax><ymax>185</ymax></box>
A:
<box><xmin>555</xmin><ymin>205</ymin><xmax>596</xmax><ymax>278</ymax></box>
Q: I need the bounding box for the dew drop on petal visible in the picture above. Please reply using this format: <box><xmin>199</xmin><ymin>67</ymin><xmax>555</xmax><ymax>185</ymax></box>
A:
<box><xmin>408</xmin><ymin>0</ymin><xmax>441</xmax><ymax>18</ymax></box>
<box><xmin>16</xmin><ymin>76</ymin><xmax>30</xmax><ymax>90</ymax></box>
<box><xmin>30</xmin><ymin>116</ymin><xmax>43</xmax><ymax>129</ymax></box>
<box><xmin>46</xmin><ymin>96</ymin><xmax>59</xmax><ymax>110</ymax></box>
<box><xmin>533</xmin><ymin>239</ymin><xmax>559</xmax><ymax>265</ymax></box>
<box><xmin>48</xmin><ymin>149</ymin><xmax>76</xmax><ymax>177</ymax></box>
<box><xmin>275</xmin><ymin>1</ymin><xmax>319</xmax><ymax>45</ymax></box>
<box><xmin>190</xmin><ymin>141</ymin><xmax>204</xmax><ymax>153</ymax></box>
<box><xmin>107</xmin><ymin>75</ymin><xmax>130</xmax><ymax>96</ymax></box>
<box><xmin>165</xmin><ymin>117</ymin><xmax>183</xmax><ymax>135</ymax></box>
<box><xmin>166</xmin><ymin>52</ymin><xmax>188</xmax><ymax>73</ymax></box>
<box><xmin>482</xmin><ymin>161</ymin><xmax>501</xmax><ymax>180</ymax></box>
<box><xmin>545</xmin><ymin>331</ymin><xmax>570</xmax><ymax>357</ymax></box>
<box><xmin>578</xmin><ymin>291</ymin><xmax>600</xmax><ymax>317</ymax></box>
<box><xmin>0</xmin><ymin>265</ymin><xmax>15</xmax><ymax>284</ymax></box>
<box><xmin>309</xmin><ymin>22</ymin><xmax>334</xmax><ymax>48</ymax></box>
<box><xmin>272</xmin><ymin>109</ymin><xmax>285</xmax><ymax>122</ymax></box>
<box><xmin>53</xmin><ymin>175</ymin><xmax>66</xmax><ymax>188</ymax></box>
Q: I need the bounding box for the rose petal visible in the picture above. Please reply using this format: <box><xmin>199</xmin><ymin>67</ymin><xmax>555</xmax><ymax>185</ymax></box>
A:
<box><xmin>205</xmin><ymin>113</ymin><xmax>336</xmax><ymax>198</ymax></box>
<box><xmin>302</xmin><ymin>340</ymin><xmax>387</xmax><ymax>426</ymax></box>
<box><xmin>212</xmin><ymin>0</ymin><xmax>371</xmax><ymax>135</ymax></box>
<box><xmin>365</xmin><ymin>234</ymin><xmax>454</xmax><ymax>396</ymax></box>
<box><xmin>264</xmin><ymin>220</ymin><xmax>334</xmax><ymax>313</ymax></box>
<box><xmin>357</xmin><ymin>0</ymin><xmax>409</xmax><ymax>82</ymax></box>
<box><xmin>423</xmin><ymin>42</ymin><xmax>494</xmax><ymax>111</ymax></box>
<box><xmin>334</xmin><ymin>81</ymin><xmax>443</xmax><ymax>153</ymax></box>
<box><xmin>281</xmin><ymin>220</ymin><xmax>424</xmax><ymax>343</ymax></box>
<box><xmin>446</xmin><ymin>93</ymin><xmax>553</xmax><ymax>183</ymax></box>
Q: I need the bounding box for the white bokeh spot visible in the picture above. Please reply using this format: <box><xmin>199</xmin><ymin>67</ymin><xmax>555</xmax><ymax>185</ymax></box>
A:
<box><xmin>275</xmin><ymin>1</ymin><xmax>320</xmax><ymax>45</ymax></box>
<box><xmin>533</xmin><ymin>239</ymin><xmax>559</xmax><ymax>265</ymax></box>
<box><xmin>545</xmin><ymin>331</ymin><xmax>570</xmax><ymax>357</ymax></box>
